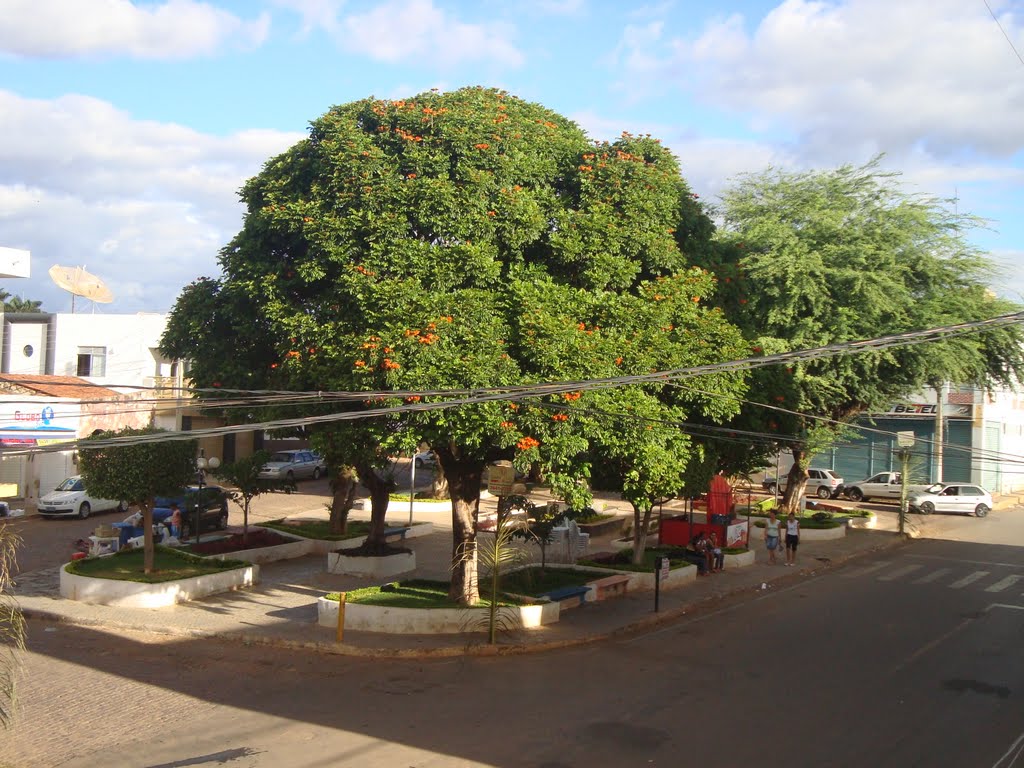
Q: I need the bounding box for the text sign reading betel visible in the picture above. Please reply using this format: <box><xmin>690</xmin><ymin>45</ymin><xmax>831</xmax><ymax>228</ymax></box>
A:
<box><xmin>488</xmin><ymin>464</ymin><xmax>516</xmax><ymax>496</ymax></box>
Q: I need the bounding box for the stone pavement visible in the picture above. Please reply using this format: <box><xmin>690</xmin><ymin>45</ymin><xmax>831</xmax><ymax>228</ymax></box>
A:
<box><xmin>12</xmin><ymin>507</ymin><xmax>911</xmax><ymax>657</ymax></box>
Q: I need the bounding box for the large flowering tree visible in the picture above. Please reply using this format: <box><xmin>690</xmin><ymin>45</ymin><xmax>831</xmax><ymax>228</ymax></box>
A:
<box><xmin>162</xmin><ymin>87</ymin><xmax>747</xmax><ymax>601</ymax></box>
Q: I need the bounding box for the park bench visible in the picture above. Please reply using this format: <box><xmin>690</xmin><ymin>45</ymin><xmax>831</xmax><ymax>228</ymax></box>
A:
<box><xmin>588</xmin><ymin>573</ymin><xmax>630</xmax><ymax>600</ymax></box>
<box><xmin>541</xmin><ymin>584</ymin><xmax>591</xmax><ymax>610</ymax></box>
<box><xmin>383</xmin><ymin>526</ymin><xmax>411</xmax><ymax>543</ymax></box>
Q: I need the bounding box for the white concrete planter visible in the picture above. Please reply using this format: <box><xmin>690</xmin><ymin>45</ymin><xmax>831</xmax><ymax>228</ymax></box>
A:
<box><xmin>204</xmin><ymin>533</ymin><xmax>313</xmax><ymax>565</ymax></box>
<box><xmin>267</xmin><ymin>522</ymin><xmax>435</xmax><ymax>555</ymax></box>
<box><xmin>317</xmin><ymin>596</ymin><xmax>559</xmax><ymax>633</ymax></box>
<box><xmin>353</xmin><ymin>498</ymin><xmax>450</xmax><ymax>515</ymax></box>
<box><xmin>848</xmin><ymin>515</ymin><xmax>877</xmax><ymax>530</ymax></box>
<box><xmin>619</xmin><ymin>563</ymin><xmax>697</xmax><ymax>591</ymax></box>
<box><xmin>797</xmin><ymin>525</ymin><xmax>847</xmax><ymax>541</ymax></box>
<box><xmin>326</xmin><ymin>550</ymin><xmax>416</xmax><ymax>578</ymax></box>
<box><xmin>723</xmin><ymin>550</ymin><xmax>755</xmax><ymax>567</ymax></box>
<box><xmin>59</xmin><ymin>562</ymin><xmax>258</xmax><ymax>608</ymax></box>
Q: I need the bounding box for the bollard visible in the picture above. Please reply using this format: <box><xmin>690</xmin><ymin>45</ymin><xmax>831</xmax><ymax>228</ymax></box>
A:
<box><xmin>335</xmin><ymin>592</ymin><xmax>347</xmax><ymax>643</ymax></box>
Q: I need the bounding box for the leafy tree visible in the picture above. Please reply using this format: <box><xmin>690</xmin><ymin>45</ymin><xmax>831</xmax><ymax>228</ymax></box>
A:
<box><xmin>698</xmin><ymin>159</ymin><xmax>1024</xmax><ymax>510</ymax></box>
<box><xmin>0</xmin><ymin>524</ymin><xmax>24</xmax><ymax>728</ymax></box>
<box><xmin>162</xmin><ymin>87</ymin><xmax>746</xmax><ymax>602</ymax></box>
<box><xmin>215</xmin><ymin>450</ymin><xmax>293</xmax><ymax>546</ymax></box>
<box><xmin>78</xmin><ymin>427</ymin><xmax>198</xmax><ymax>573</ymax></box>
<box><xmin>0</xmin><ymin>292</ymin><xmax>43</xmax><ymax>313</ymax></box>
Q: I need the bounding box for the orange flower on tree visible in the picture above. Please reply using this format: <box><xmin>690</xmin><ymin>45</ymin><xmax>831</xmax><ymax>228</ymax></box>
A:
<box><xmin>382</xmin><ymin>359</ymin><xmax>401</xmax><ymax>370</ymax></box>
<box><xmin>516</xmin><ymin>436</ymin><xmax>540</xmax><ymax>451</ymax></box>
<box><xmin>500</xmin><ymin>421</ymin><xmax>515</xmax><ymax>429</ymax></box>
<box><xmin>405</xmin><ymin>395</ymin><xmax>422</xmax><ymax>403</ymax></box>
<box><xmin>354</xmin><ymin>360</ymin><xmax>366</xmax><ymax>367</ymax></box>
<box><xmin>551</xmin><ymin>413</ymin><xmax>569</xmax><ymax>422</ymax></box>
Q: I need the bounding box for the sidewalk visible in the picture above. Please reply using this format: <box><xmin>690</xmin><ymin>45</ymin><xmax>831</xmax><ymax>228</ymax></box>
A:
<box><xmin>12</xmin><ymin>512</ymin><xmax>907</xmax><ymax>657</ymax></box>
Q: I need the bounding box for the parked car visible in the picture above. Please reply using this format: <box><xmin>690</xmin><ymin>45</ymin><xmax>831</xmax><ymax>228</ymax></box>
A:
<box><xmin>908</xmin><ymin>483</ymin><xmax>992</xmax><ymax>517</ymax></box>
<box><xmin>762</xmin><ymin>468</ymin><xmax>844</xmax><ymax>499</ymax></box>
<box><xmin>414</xmin><ymin>450</ymin><xmax>436</xmax><ymax>469</ymax></box>
<box><xmin>843</xmin><ymin>471</ymin><xmax>931</xmax><ymax>502</ymax></box>
<box><xmin>153</xmin><ymin>485</ymin><xmax>230</xmax><ymax>538</ymax></box>
<box><xmin>38</xmin><ymin>475</ymin><xmax>127</xmax><ymax>519</ymax></box>
<box><xmin>257</xmin><ymin>450</ymin><xmax>325</xmax><ymax>482</ymax></box>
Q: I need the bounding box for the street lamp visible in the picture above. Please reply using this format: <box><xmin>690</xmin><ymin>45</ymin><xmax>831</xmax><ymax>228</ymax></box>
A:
<box><xmin>194</xmin><ymin>452</ymin><xmax>220</xmax><ymax>544</ymax></box>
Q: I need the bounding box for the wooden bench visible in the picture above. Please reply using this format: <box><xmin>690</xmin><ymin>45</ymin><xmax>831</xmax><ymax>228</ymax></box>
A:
<box><xmin>383</xmin><ymin>526</ymin><xmax>411</xmax><ymax>543</ymax></box>
<box><xmin>541</xmin><ymin>584</ymin><xmax>591</xmax><ymax>610</ymax></box>
<box><xmin>589</xmin><ymin>574</ymin><xmax>630</xmax><ymax>600</ymax></box>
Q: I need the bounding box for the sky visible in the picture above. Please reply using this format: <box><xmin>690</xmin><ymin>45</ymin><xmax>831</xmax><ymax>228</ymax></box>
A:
<box><xmin>1</xmin><ymin>0</ymin><xmax>1022</xmax><ymax>315</ymax></box>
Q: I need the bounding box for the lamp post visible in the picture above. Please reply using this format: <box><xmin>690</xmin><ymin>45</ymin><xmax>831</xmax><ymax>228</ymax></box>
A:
<box><xmin>194</xmin><ymin>452</ymin><xmax>220</xmax><ymax>544</ymax></box>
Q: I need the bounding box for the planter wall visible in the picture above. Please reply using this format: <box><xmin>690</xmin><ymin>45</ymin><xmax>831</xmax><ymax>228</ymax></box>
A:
<box><xmin>204</xmin><ymin>534</ymin><xmax>313</xmax><ymax>565</ymax></box>
<box><xmin>796</xmin><ymin>525</ymin><xmax>846</xmax><ymax>541</ymax></box>
<box><xmin>260</xmin><ymin>522</ymin><xmax>434</xmax><ymax>556</ymax></box>
<box><xmin>723</xmin><ymin>550</ymin><xmax>756</xmax><ymax>568</ymax></box>
<box><xmin>326</xmin><ymin>550</ymin><xmax>416</xmax><ymax>578</ymax></box>
<box><xmin>353</xmin><ymin>498</ymin><xmax>450</xmax><ymax>515</ymax></box>
<box><xmin>317</xmin><ymin>596</ymin><xmax>559</xmax><ymax>633</ymax></box>
<box><xmin>59</xmin><ymin>562</ymin><xmax>259</xmax><ymax>608</ymax></box>
<box><xmin>578</xmin><ymin>516</ymin><xmax>626</xmax><ymax>538</ymax></box>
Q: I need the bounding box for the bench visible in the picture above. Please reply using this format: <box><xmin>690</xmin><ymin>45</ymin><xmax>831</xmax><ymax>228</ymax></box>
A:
<box><xmin>589</xmin><ymin>574</ymin><xmax>630</xmax><ymax>600</ymax></box>
<box><xmin>383</xmin><ymin>526</ymin><xmax>411</xmax><ymax>543</ymax></box>
<box><xmin>540</xmin><ymin>585</ymin><xmax>591</xmax><ymax>610</ymax></box>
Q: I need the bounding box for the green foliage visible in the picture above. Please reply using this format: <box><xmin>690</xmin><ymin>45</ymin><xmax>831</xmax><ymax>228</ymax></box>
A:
<box><xmin>500</xmin><ymin>566</ymin><xmax>596</xmax><ymax>596</ymax></box>
<box><xmin>0</xmin><ymin>524</ymin><xmax>24</xmax><ymax>729</ymax></box>
<box><xmin>78</xmin><ymin>428</ymin><xmax>198</xmax><ymax>507</ymax></box>
<box><xmin>259</xmin><ymin>518</ymin><xmax>390</xmax><ymax>540</ymax></box>
<box><xmin>0</xmin><ymin>291</ymin><xmax>43</xmax><ymax>313</ymax></box>
<box><xmin>216</xmin><ymin>450</ymin><xmax>294</xmax><ymax>542</ymax></box>
<box><xmin>695</xmin><ymin>158</ymin><xmax>1024</xmax><ymax>485</ymax></box>
<box><xmin>326</xmin><ymin>580</ymin><xmax>526</xmax><ymax>609</ymax></box>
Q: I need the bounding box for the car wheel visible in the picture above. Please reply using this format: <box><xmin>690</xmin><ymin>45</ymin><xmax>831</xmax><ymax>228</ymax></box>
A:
<box><xmin>817</xmin><ymin>486</ymin><xmax>832</xmax><ymax>499</ymax></box>
<box><xmin>117</xmin><ymin>501</ymin><xmax>128</xmax><ymax>514</ymax></box>
<box><xmin>920</xmin><ymin>501</ymin><xmax>935</xmax><ymax>515</ymax></box>
<box><xmin>765</xmin><ymin>483</ymin><xmax>777</xmax><ymax>495</ymax></box>
<box><xmin>78</xmin><ymin>501</ymin><xmax>91</xmax><ymax>519</ymax></box>
<box><xmin>313</xmin><ymin>467</ymin><xmax>322</xmax><ymax>480</ymax></box>
<box><xmin>415</xmin><ymin>457</ymin><xmax>424</xmax><ymax>469</ymax></box>
<box><xmin>181</xmin><ymin>522</ymin><xmax>191</xmax><ymax>540</ymax></box>
<box><xmin>217</xmin><ymin>510</ymin><xmax>229</xmax><ymax>530</ymax></box>
<box><xmin>846</xmin><ymin>487</ymin><xmax>864</xmax><ymax>502</ymax></box>
<box><xmin>286</xmin><ymin>470</ymin><xmax>295</xmax><ymax>483</ymax></box>
<box><xmin>975</xmin><ymin>504</ymin><xmax>990</xmax><ymax>518</ymax></box>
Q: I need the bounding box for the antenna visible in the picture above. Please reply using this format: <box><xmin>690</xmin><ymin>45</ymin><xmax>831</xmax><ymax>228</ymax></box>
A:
<box><xmin>48</xmin><ymin>265</ymin><xmax>114</xmax><ymax>313</ymax></box>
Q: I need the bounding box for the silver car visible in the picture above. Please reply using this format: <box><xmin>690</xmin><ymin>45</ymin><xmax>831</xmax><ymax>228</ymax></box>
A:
<box><xmin>762</xmin><ymin>467</ymin><xmax>844</xmax><ymax>499</ymax></box>
<box><xmin>908</xmin><ymin>483</ymin><xmax>993</xmax><ymax>517</ymax></box>
<box><xmin>38</xmin><ymin>475</ymin><xmax>127</xmax><ymax>519</ymax></box>
<box><xmin>258</xmin><ymin>450</ymin><xmax>326</xmax><ymax>482</ymax></box>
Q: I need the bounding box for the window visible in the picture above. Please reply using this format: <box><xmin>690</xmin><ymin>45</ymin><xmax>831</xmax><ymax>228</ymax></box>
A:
<box><xmin>76</xmin><ymin>346</ymin><xmax>107</xmax><ymax>377</ymax></box>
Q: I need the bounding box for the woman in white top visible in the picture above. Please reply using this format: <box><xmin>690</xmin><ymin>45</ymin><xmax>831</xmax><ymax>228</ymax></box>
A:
<box><xmin>764</xmin><ymin>510</ymin><xmax>781</xmax><ymax>564</ymax></box>
<box><xmin>785</xmin><ymin>511</ymin><xmax>800</xmax><ymax>566</ymax></box>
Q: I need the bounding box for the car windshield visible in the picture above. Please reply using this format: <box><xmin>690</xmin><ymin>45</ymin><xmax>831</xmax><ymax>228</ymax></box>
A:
<box><xmin>55</xmin><ymin>478</ymin><xmax>84</xmax><ymax>492</ymax></box>
<box><xmin>924</xmin><ymin>483</ymin><xmax>945</xmax><ymax>494</ymax></box>
<box><xmin>268</xmin><ymin>453</ymin><xmax>294</xmax><ymax>463</ymax></box>
<box><xmin>154</xmin><ymin>496</ymin><xmax>182</xmax><ymax>507</ymax></box>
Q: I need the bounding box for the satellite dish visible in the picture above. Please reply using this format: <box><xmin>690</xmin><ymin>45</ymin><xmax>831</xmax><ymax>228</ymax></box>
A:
<box><xmin>48</xmin><ymin>265</ymin><xmax>114</xmax><ymax>313</ymax></box>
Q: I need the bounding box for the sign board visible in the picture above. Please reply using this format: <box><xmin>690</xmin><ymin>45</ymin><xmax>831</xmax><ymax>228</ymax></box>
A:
<box><xmin>658</xmin><ymin>556</ymin><xmax>670</xmax><ymax>582</ymax></box>
<box><xmin>726</xmin><ymin>520</ymin><xmax>749</xmax><ymax>548</ymax></box>
<box><xmin>487</xmin><ymin>463</ymin><xmax>516</xmax><ymax>496</ymax></box>
<box><xmin>0</xmin><ymin>247</ymin><xmax>30</xmax><ymax>279</ymax></box>
<box><xmin>897</xmin><ymin>431</ymin><xmax>915</xmax><ymax>448</ymax></box>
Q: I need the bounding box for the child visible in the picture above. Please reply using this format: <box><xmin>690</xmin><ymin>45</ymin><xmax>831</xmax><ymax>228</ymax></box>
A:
<box><xmin>709</xmin><ymin>532</ymin><xmax>725</xmax><ymax>572</ymax></box>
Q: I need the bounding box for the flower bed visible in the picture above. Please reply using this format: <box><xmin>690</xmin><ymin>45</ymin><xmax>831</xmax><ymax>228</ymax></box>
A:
<box><xmin>187</xmin><ymin>529</ymin><xmax>313</xmax><ymax>564</ymax></box>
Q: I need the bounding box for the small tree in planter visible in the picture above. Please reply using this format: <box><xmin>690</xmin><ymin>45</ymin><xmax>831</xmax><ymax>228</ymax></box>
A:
<box><xmin>216</xmin><ymin>450</ymin><xmax>295</xmax><ymax>547</ymax></box>
<box><xmin>79</xmin><ymin>427</ymin><xmax>198</xmax><ymax>575</ymax></box>
<box><xmin>511</xmin><ymin>499</ymin><xmax>586</xmax><ymax>570</ymax></box>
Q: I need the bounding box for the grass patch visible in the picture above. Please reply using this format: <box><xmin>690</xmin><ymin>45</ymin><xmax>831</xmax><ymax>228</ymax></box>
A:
<box><xmin>325</xmin><ymin>579</ymin><xmax>527</xmax><ymax>608</ymax></box>
<box><xmin>388</xmin><ymin>492</ymin><xmax>448</xmax><ymax>503</ymax></box>
<box><xmin>577</xmin><ymin>512</ymin><xmax>617</xmax><ymax>525</ymax></box>
<box><xmin>260</xmin><ymin>518</ymin><xmax>423</xmax><ymax>541</ymax></box>
<box><xmin>501</xmin><ymin>567</ymin><xmax>596</xmax><ymax>596</ymax></box>
<box><xmin>66</xmin><ymin>546</ymin><xmax>248</xmax><ymax>583</ymax></box>
<box><xmin>580</xmin><ymin>547</ymin><xmax>696</xmax><ymax>573</ymax></box>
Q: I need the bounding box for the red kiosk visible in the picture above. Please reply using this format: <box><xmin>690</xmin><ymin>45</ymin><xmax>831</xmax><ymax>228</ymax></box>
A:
<box><xmin>660</xmin><ymin>474</ymin><xmax>750</xmax><ymax>549</ymax></box>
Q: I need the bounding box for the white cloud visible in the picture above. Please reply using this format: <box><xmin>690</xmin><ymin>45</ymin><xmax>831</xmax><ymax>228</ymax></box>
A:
<box><xmin>0</xmin><ymin>90</ymin><xmax>302</xmax><ymax>313</ymax></box>
<box><xmin>0</xmin><ymin>0</ymin><xmax>270</xmax><ymax>59</ymax></box>
<box><xmin>339</xmin><ymin>0</ymin><xmax>523</xmax><ymax>67</ymax></box>
<box><xmin>614</xmin><ymin>0</ymin><xmax>1024</xmax><ymax>160</ymax></box>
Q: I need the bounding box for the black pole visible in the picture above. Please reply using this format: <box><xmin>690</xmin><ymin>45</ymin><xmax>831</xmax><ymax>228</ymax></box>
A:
<box><xmin>654</xmin><ymin>558</ymin><xmax>661</xmax><ymax>612</ymax></box>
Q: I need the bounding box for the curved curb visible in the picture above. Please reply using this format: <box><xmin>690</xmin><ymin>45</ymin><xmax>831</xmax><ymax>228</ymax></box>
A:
<box><xmin>21</xmin><ymin>534</ymin><xmax>908</xmax><ymax>659</ymax></box>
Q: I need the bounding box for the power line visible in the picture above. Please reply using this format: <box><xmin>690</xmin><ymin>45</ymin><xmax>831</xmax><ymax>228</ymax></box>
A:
<box><xmin>983</xmin><ymin>0</ymin><xmax>1024</xmax><ymax>66</ymax></box>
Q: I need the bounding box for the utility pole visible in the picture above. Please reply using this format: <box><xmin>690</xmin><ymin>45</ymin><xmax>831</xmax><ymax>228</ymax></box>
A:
<box><xmin>896</xmin><ymin>431</ymin><xmax>915</xmax><ymax>537</ymax></box>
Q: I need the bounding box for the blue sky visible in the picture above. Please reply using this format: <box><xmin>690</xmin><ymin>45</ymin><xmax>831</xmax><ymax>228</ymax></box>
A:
<box><xmin>1</xmin><ymin>0</ymin><xmax>1022</xmax><ymax>313</ymax></box>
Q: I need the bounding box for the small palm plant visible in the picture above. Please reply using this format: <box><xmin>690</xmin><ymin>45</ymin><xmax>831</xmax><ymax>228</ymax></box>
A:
<box><xmin>0</xmin><ymin>523</ymin><xmax>25</xmax><ymax>728</ymax></box>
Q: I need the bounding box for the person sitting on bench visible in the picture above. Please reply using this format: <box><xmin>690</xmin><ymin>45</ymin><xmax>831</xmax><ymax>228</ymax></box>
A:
<box><xmin>709</xmin><ymin>531</ymin><xmax>725</xmax><ymax>572</ymax></box>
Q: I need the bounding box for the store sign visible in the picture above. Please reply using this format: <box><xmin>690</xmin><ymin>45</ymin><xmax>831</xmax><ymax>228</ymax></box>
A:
<box><xmin>888</xmin><ymin>403</ymin><xmax>971</xmax><ymax>417</ymax></box>
<box><xmin>0</xmin><ymin>401</ymin><xmax>77</xmax><ymax>447</ymax></box>
<box><xmin>726</xmin><ymin>521</ymin><xmax>749</xmax><ymax>548</ymax></box>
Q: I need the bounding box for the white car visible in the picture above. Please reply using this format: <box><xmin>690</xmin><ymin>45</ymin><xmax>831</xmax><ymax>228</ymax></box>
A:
<box><xmin>38</xmin><ymin>475</ymin><xmax>127</xmax><ymax>519</ymax></box>
<box><xmin>258</xmin><ymin>450</ymin><xmax>326</xmax><ymax>481</ymax></box>
<box><xmin>762</xmin><ymin>467</ymin><xmax>844</xmax><ymax>499</ymax></box>
<box><xmin>413</xmin><ymin>450</ymin><xmax>437</xmax><ymax>469</ymax></box>
<box><xmin>908</xmin><ymin>483</ymin><xmax>993</xmax><ymax>517</ymax></box>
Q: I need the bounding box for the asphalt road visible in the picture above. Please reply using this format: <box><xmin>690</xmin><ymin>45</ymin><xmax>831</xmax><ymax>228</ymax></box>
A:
<box><xmin>4</xmin><ymin>533</ymin><xmax>1023</xmax><ymax>768</ymax></box>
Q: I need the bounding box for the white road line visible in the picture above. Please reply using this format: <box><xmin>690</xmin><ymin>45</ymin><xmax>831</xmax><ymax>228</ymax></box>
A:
<box><xmin>991</xmin><ymin>728</ymin><xmax>1024</xmax><ymax>768</ymax></box>
<box><xmin>914</xmin><ymin>568</ymin><xmax>952</xmax><ymax>584</ymax></box>
<box><xmin>877</xmin><ymin>564</ymin><xmax>923</xmax><ymax>582</ymax></box>
<box><xmin>986</xmin><ymin>575</ymin><xmax>1024</xmax><ymax>593</ymax></box>
<box><xmin>950</xmin><ymin>571</ymin><xmax>989</xmax><ymax>589</ymax></box>
<box><xmin>841</xmin><ymin>562</ymin><xmax>890</xmax><ymax>578</ymax></box>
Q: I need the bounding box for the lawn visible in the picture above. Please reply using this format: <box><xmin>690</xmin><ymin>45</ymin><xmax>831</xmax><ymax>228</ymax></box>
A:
<box><xmin>66</xmin><ymin>547</ymin><xmax>248</xmax><ymax>583</ymax></box>
<box><xmin>580</xmin><ymin>547</ymin><xmax>696</xmax><ymax>572</ymax></box>
<box><xmin>500</xmin><ymin>567</ymin><xmax>596</xmax><ymax>596</ymax></box>
<box><xmin>260</xmin><ymin>518</ymin><xmax>422</xmax><ymax>541</ymax></box>
<box><xmin>325</xmin><ymin>579</ymin><xmax>530</xmax><ymax>608</ymax></box>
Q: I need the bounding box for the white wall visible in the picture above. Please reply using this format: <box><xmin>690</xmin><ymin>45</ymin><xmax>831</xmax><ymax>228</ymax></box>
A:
<box><xmin>51</xmin><ymin>313</ymin><xmax>169</xmax><ymax>389</ymax></box>
<box><xmin>6</xmin><ymin>322</ymin><xmax>47</xmax><ymax>374</ymax></box>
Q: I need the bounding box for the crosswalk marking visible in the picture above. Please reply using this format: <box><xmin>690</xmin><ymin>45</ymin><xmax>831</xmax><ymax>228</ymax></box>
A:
<box><xmin>877</xmin><ymin>564</ymin><xmax>923</xmax><ymax>581</ymax></box>
<box><xmin>842</xmin><ymin>562</ymin><xmax>890</xmax><ymax>579</ymax></box>
<box><xmin>950</xmin><ymin>571</ymin><xmax>989</xmax><ymax>589</ymax></box>
<box><xmin>913</xmin><ymin>568</ymin><xmax>952</xmax><ymax>584</ymax></box>
<box><xmin>985</xmin><ymin>575</ymin><xmax>1024</xmax><ymax>593</ymax></box>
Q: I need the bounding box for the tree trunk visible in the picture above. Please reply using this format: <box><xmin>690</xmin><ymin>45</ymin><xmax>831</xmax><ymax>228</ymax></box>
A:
<box><xmin>358</xmin><ymin>463</ymin><xmax>393</xmax><ymax>555</ymax></box>
<box><xmin>630</xmin><ymin>502</ymin><xmax>653</xmax><ymax>566</ymax></box>
<box><xmin>780</xmin><ymin>449</ymin><xmax>809</xmax><ymax>514</ymax></box>
<box><xmin>328</xmin><ymin>465</ymin><xmax>358</xmax><ymax>535</ymax></box>
<box><xmin>438</xmin><ymin>449</ymin><xmax>484</xmax><ymax>606</ymax></box>
<box><xmin>428</xmin><ymin>464</ymin><xmax>449</xmax><ymax>500</ymax></box>
<box><xmin>242</xmin><ymin>500</ymin><xmax>250</xmax><ymax>548</ymax></box>
<box><xmin>142</xmin><ymin>497</ymin><xmax>155</xmax><ymax>574</ymax></box>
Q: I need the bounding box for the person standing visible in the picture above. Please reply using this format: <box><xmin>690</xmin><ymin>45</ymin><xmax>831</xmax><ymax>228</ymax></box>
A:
<box><xmin>785</xmin><ymin>510</ymin><xmax>801</xmax><ymax>567</ymax></box>
<box><xmin>168</xmin><ymin>503</ymin><xmax>183</xmax><ymax>539</ymax></box>
<box><xmin>764</xmin><ymin>509</ymin><xmax>781</xmax><ymax>564</ymax></box>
